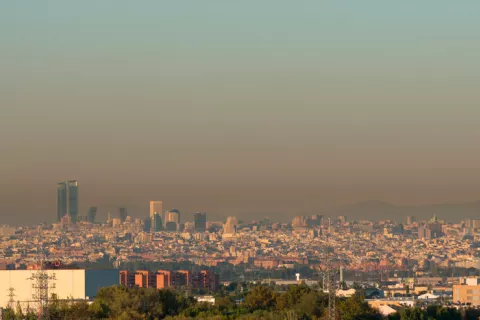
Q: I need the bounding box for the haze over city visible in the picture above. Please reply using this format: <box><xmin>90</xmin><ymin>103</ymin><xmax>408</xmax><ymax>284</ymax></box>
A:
<box><xmin>5</xmin><ymin>3</ymin><xmax>480</xmax><ymax>320</ymax></box>
<box><xmin>2</xmin><ymin>2</ymin><xmax>480</xmax><ymax>224</ymax></box>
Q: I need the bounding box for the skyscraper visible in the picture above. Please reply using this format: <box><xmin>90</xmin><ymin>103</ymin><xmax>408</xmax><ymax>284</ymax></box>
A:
<box><xmin>119</xmin><ymin>207</ymin><xmax>128</xmax><ymax>223</ymax></box>
<box><xmin>164</xmin><ymin>209</ymin><xmax>180</xmax><ymax>225</ymax></box>
<box><xmin>87</xmin><ymin>206</ymin><xmax>97</xmax><ymax>223</ymax></box>
<box><xmin>292</xmin><ymin>216</ymin><xmax>307</xmax><ymax>228</ymax></box>
<box><xmin>224</xmin><ymin>216</ymin><xmax>238</xmax><ymax>235</ymax></box>
<box><xmin>149</xmin><ymin>201</ymin><xmax>163</xmax><ymax>219</ymax></box>
<box><xmin>194</xmin><ymin>212</ymin><xmax>207</xmax><ymax>232</ymax></box>
<box><xmin>57</xmin><ymin>180</ymin><xmax>79</xmax><ymax>223</ymax></box>
<box><xmin>143</xmin><ymin>216</ymin><xmax>152</xmax><ymax>232</ymax></box>
<box><xmin>152</xmin><ymin>213</ymin><xmax>162</xmax><ymax>232</ymax></box>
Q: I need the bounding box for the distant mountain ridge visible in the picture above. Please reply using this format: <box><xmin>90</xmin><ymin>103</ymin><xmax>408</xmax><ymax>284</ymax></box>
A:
<box><xmin>331</xmin><ymin>200</ymin><xmax>480</xmax><ymax>223</ymax></box>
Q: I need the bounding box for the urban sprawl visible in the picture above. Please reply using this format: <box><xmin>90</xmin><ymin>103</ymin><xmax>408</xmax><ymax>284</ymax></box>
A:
<box><xmin>1</xmin><ymin>181</ymin><xmax>480</xmax><ymax>317</ymax></box>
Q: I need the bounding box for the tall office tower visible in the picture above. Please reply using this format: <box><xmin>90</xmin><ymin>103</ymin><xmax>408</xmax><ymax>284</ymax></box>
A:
<box><xmin>470</xmin><ymin>219</ymin><xmax>480</xmax><ymax>229</ymax></box>
<box><xmin>194</xmin><ymin>212</ymin><xmax>207</xmax><ymax>232</ymax></box>
<box><xmin>224</xmin><ymin>216</ymin><xmax>238</xmax><ymax>235</ymax></box>
<box><xmin>57</xmin><ymin>180</ymin><xmax>79</xmax><ymax>223</ymax></box>
<box><xmin>310</xmin><ymin>214</ymin><xmax>323</xmax><ymax>226</ymax></box>
<box><xmin>292</xmin><ymin>216</ymin><xmax>307</xmax><ymax>228</ymax></box>
<box><xmin>149</xmin><ymin>201</ymin><xmax>163</xmax><ymax>219</ymax></box>
<box><xmin>406</xmin><ymin>216</ymin><xmax>416</xmax><ymax>225</ymax></box>
<box><xmin>164</xmin><ymin>209</ymin><xmax>180</xmax><ymax>227</ymax></box>
<box><xmin>165</xmin><ymin>221</ymin><xmax>178</xmax><ymax>231</ymax></box>
<box><xmin>143</xmin><ymin>217</ymin><xmax>152</xmax><ymax>232</ymax></box>
<box><xmin>152</xmin><ymin>213</ymin><xmax>162</xmax><ymax>232</ymax></box>
<box><xmin>87</xmin><ymin>206</ymin><xmax>98</xmax><ymax>223</ymax></box>
<box><xmin>119</xmin><ymin>207</ymin><xmax>128</xmax><ymax>223</ymax></box>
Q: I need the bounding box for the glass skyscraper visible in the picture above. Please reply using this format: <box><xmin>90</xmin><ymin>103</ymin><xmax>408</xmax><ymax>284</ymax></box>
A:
<box><xmin>194</xmin><ymin>212</ymin><xmax>207</xmax><ymax>232</ymax></box>
<box><xmin>57</xmin><ymin>180</ymin><xmax>79</xmax><ymax>223</ymax></box>
<box><xmin>152</xmin><ymin>213</ymin><xmax>162</xmax><ymax>232</ymax></box>
<box><xmin>119</xmin><ymin>207</ymin><xmax>128</xmax><ymax>222</ymax></box>
<box><xmin>87</xmin><ymin>206</ymin><xmax>97</xmax><ymax>223</ymax></box>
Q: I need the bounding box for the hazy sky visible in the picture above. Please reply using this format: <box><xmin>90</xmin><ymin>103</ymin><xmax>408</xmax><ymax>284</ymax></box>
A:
<box><xmin>1</xmin><ymin>2</ymin><xmax>480</xmax><ymax>223</ymax></box>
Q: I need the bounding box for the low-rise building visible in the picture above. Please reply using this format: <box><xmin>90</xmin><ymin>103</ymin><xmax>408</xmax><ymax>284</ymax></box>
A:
<box><xmin>0</xmin><ymin>269</ymin><xmax>119</xmax><ymax>310</ymax></box>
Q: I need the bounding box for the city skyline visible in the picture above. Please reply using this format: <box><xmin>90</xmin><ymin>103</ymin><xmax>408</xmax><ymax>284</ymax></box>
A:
<box><xmin>3</xmin><ymin>2</ymin><xmax>480</xmax><ymax>319</ymax></box>
<box><xmin>6</xmin><ymin>178</ymin><xmax>480</xmax><ymax>225</ymax></box>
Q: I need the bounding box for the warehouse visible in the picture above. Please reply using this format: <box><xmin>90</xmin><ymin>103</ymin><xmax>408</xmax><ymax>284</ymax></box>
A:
<box><xmin>0</xmin><ymin>269</ymin><xmax>119</xmax><ymax>310</ymax></box>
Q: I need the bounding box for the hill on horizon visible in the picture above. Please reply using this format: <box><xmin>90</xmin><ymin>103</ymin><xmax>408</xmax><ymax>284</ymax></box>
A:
<box><xmin>331</xmin><ymin>200</ymin><xmax>480</xmax><ymax>223</ymax></box>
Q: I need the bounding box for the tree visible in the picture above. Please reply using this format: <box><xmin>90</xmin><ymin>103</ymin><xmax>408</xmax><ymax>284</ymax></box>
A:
<box><xmin>396</xmin><ymin>307</ymin><xmax>426</xmax><ymax>320</ymax></box>
<box><xmin>338</xmin><ymin>295</ymin><xmax>382</xmax><ymax>320</ymax></box>
<box><xmin>294</xmin><ymin>291</ymin><xmax>324</xmax><ymax>318</ymax></box>
<box><xmin>1</xmin><ymin>307</ymin><xmax>16</xmax><ymax>320</ymax></box>
<box><xmin>244</xmin><ymin>285</ymin><xmax>277</xmax><ymax>311</ymax></box>
<box><xmin>215</xmin><ymin>296</ymin><xmax>234</xmax><ymax>312</ymax></box>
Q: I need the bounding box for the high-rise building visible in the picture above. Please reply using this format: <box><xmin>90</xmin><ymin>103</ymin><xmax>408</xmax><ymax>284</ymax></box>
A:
<box><xmin>194</xmin><ymin>212</ymin><xmax>207</xmax><ymax>232</ymax></box>
<box><xmin>165</xmin><ymin>221</ymin><xmax>178</xmax><ymax>231</ymax></box>
<box><xmin>292</xmin><ymin>216</ymin><xmax>307</xmax><ymax>228</ymax></box>
<box><xmin>224</xmin><ymin>216</ymin><xmax>238</xmax><ymax>235</ymax></box>
<box><xmin>309</xmin><ymin>214</ymin><xmax>323</xmax><ymax>226</ymax></box>
<box><xmin>119</xmin><ymin>207</ymin><xmax>128</xmax><ymax>223</ymax></box>
<box><xmin>87</xmin><ymin>207</ymin><xmax>97</xmax><ymax>223</ymax></box>
<box><xmin>406</xmin><ymin>216</ymin><xmax>416</xmax><ymax>225</ymax></box>
<box><xmin>164</xmin><ymin>209</ymin><xmax>180</xmax><ymax>228</ymax></box>
<box><xmin>466</xmin><ymin>218</ymin><xmax>480</xmax><ymax>229</ymax></box>
<box><xmin>143</xmin><ymin>217</ymin><xmax>152</xmax><ymax>232</ymax></box>
<box><xmin>149</xmin><ymin>201</ymin><xmax>163</xmax><ymax>219</ymax></box>
<box><xmin>152</xmin><ymin>213</ymin><xmax>162</xmax><ymax>232</ymax></box>
<box><xmin>57</xmin><ymin>180</ymin><xmax>79</xmax><ymax>223</ymax></box>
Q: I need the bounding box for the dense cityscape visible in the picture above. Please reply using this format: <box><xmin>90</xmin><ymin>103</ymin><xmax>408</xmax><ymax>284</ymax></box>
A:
<box><xmin>4</xmin><ymin>1</ymin><xmax>480</xmax><ymax>319</ymax></box>
<box><xmin>1</xmin><ymin>181</ymin><xmax>480</xmax><ymax>319</ymax></box>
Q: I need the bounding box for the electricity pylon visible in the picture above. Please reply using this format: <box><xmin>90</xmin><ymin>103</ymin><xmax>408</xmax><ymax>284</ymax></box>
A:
<box><xmin>28</xmin><ymin>243</ymin><xmax>56</xmax><ymax>320</ymax></box>
<box><xmin>7</xmin><ymin>287</ymin><xmax>15</xmax><ymax>308</ymax></box>
<box><xmin>320</xmin><ymin>243</ymin><xmax>339</xmax><ymax>320</ymax></box>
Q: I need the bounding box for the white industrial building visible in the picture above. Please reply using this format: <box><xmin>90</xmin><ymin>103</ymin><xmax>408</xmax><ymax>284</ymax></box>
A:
<box><xmin>0</xmin><ymin>269</ymin><xmax>119</xmax><ymax>310</ymax></box>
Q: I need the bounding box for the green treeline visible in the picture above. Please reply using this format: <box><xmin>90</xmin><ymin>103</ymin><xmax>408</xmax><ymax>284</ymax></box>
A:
<box><xmin>1</xmin><ymin>284</ymin><xmax>478</xmax><ymax>320</ymax></box>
